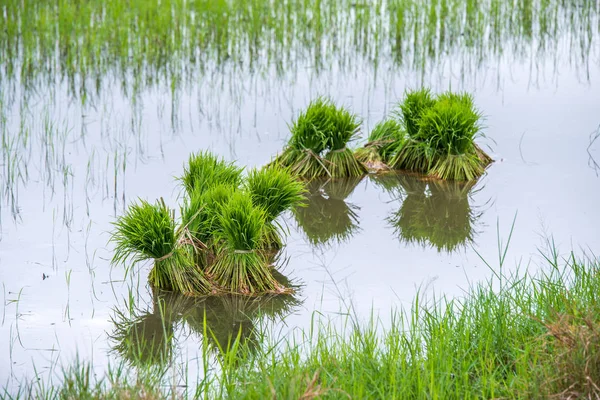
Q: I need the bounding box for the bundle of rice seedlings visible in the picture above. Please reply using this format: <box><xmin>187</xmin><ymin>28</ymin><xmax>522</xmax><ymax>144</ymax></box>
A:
<box><xmin>355</xmin><ymin>119</ymin><xmax>406</xmax><ymax>170</ymax></box>
<box><xmin>207</xmin><ymin>192</ymin><xmax>284</xmax><ymax>294</ymax></box>
<box><xmin>111</xmin><ymin>199</ymin><xmax>211</xmax><ymax>295</ymax></box>
<box><xmin>180</xmin><ymin>184</ymin><xmax>237</xmax><ymax>253</ymax></box>
<box><xmin>274</xmin><ymin>97</ymin><xmax>332</xmax><ymax>179</ymax></box>
<box><xmin>293</xmin><ymin>179</ymin><xmax>361</xmax><ymax>247</ymax></box>
<box><xmin>391</xmin><ymin>89</ymin><xmax>492</xmax><ymax>181</ymax></box>
<box><xmin>181</xmin><ymin>151</ymin><xmax>243</xmax><ymax>195</ymax></box>
<box><xmin>396</xmin><ymin>87</ymin><xmax>437</xmax><ymax>139</ymax></box>
<box><xmin>323</xmin><ymin>105</ymin><xmax>366</xmax><ymax>178</ymax></box>
<box><xmin>245</xmin><ymin>166</ymin><xmax>306</xmax><ymax>249</ymax></box>
<box><xmin>387</xmin><ymin>175</ymin><xmax>481</xmax><ymax>253</ymax></box>
<box><xmin>273</xmin><ymin>98</ymin><xmax>366</xmax><ymax>179</ymax></box>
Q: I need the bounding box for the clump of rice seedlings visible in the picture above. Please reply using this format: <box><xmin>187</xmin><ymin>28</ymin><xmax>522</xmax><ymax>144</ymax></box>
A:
<box><xmin>293</xmin><ymin>178</ymin><xmax>362</xmax><ymax>247</ymax></box>
<box><xmin>180</xmin><ymin>184</ymin><xmax>237</xmax><ymax>252</ymax></box>
<box><xmin>387</xmin><ymin>175</ymin><xmax>482</xmax><ymax>253</ymax></box>
<box><xmin>396</xmin><ymin>88</ymin><xmax>437</xmax><ymax>139</ymax></box>
<box><xmin>111</xmin><ymin>199</ymin><xmax>211</xmax><ymax>295</ymax></box>
<box><xmin>207</xmin><ymin>192</ymin><xmax>283</xmax><ymax>294</ymax></box>
<box><xmin>245</xmin><ymin>166</ymin><xmax>306</xmax><ymax>249</ymax></box>
<box><xmin>391</xmin><ymin>89</ymin><xmax>493</xmax><ymax>181</ymax></box>
<box><xmin>355</xmin><ymin>119</ymin><xmax>406</xmax><ymax>170</ymax></box>
<box><xmin>181</xmin><ymin>151</ymin><xmax>243</xmax><ymax>196</ymax></box>
<box><xmin>323</xmin><ymin>105</ymin><xmax>366</xmax><ymax>178</ymax></box>
<box><xmin>113</xmin><ymin>151</ymin><xmax>305</xmax><ymax>297</ymax></box>
<box><xmin>273</xmin><ymin>98</ymin><xmax>366</xmax><ymax>179</ymax></box>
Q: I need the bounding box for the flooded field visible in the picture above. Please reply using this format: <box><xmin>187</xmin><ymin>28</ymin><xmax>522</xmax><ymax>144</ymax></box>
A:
<box><xmin>1</xmin><ymin>0</ymin><xmax>600</xmax><ymax>396</ymax></box>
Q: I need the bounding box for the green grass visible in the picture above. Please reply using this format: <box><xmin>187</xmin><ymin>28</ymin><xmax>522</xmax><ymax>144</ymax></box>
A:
<box><xmin>11</xmin><ymin>241</ymin><xmax>600</xmax><ymax>399</ymax></box>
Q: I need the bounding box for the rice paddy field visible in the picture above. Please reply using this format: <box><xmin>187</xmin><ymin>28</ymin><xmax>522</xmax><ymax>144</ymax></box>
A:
<box><xmin>1</xmin><ymin>0</ymin><xmax>600</xmax><ymax>397</ymax></box>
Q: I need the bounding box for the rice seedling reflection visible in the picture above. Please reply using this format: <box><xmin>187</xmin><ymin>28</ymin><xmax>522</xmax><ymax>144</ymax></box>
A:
<box><xmin>109</xmin><ymin>288</ymin><xmax>177</xmax><ymax>368</ymax></box>
<box><xmin>293</xmin><ymin>176</ymin><xmax>364</xmax><ymax>248</ymax></box>
<box><xmin>109</xmin><ymin>270</ymin><xmax>300</xmax><ymax>367</ymax></box>
<box><xmin>375</xmin><ymin>173</ymin><xmax>486</xmax><ymax>253</ymax></box>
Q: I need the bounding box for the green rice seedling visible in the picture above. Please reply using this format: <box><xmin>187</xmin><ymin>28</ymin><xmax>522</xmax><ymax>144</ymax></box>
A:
<box><xmin>396</xmin><ymin>88</ymin><xmax>437</xmax><ymax>138</ymax></box>
<box><xmin>273</xmin><ymin>98</ymin><xmax>333</xmax><ymax>179</ymax></box>
<box><xmin>180</xmin><ymin>184</ymin><xmax>237</xmax><ymax>250</ymax></box>
<box><xmin>245</xmin><ymin>166</ymin><xmax>306</xmax><ymax>249</ymax></box>
<box><xmin>420</xmin><ymin>92</ymin><xmax>482</xmax><ymax>155</ymax></box>
<box><xmin>391</xmin><ymin>89</ymin><xmax>492</xmax><ymax>181</ymax></box>
<box><xmin>323</xmin><ymin>104</ymin><xmax>366</xmax><ymax>178</ymax></box>
<box><xmin>181</xmin><ymin>151</ymin><xmax>243</xmax><ymax>196</ymax></box>
<box><xmin>274</xmin><ymin>98</ymin><xmax>366</xmax><ymax>179</ymax></box>
<box><xmin>355</xmin><ymin>119</ymin><xmax>406</xmax><ymax>168</ymax></box>
<box><xmin>207</xmin><ymin>192</ymin><xmax>283</xmax><ymax>294</ymax></box>
<box><xmin>111</xmin><ymin>199</ymin><xmax>211</xmax><ymax>295</ymax></box>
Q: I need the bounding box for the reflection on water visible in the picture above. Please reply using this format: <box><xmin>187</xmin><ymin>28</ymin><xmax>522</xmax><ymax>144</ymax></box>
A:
<box><xmin>293</xmin><ymin>177</ymin><xmax>364</xmax><ymax>248</ymax></box>
<box><xmin>109</xmin><ymin>271</ymin><xmax>301</xmax><ymax>367</ymax></box>
<box><xmin>372</xmin><ymin>173</ymin><xmax>486</xmax><ymax>253</ymax></box>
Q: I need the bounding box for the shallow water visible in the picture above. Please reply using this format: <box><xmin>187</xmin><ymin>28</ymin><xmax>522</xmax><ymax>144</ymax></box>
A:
<box><xmin>1</xmin><ymin>0</ymin><xmax>600</xmax><ymax>393</ymax></box>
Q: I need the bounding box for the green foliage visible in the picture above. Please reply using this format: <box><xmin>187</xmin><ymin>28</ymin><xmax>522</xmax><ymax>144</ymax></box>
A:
<box><xmin>181</xmin><ymin>151</ymin><xmax>243</xmax><ymax>196</ymax></box>
<box><xmin>38</xmin><ymin>249</ymin><xmax>600</xmax><ymax>400</ymax></box>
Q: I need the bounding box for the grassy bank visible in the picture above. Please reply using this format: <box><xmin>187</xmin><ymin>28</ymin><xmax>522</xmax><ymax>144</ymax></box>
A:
<box><xmin>6</xmin><ymin>238</ymin><xmax>600</xmax><ymax>399</ymax></box>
